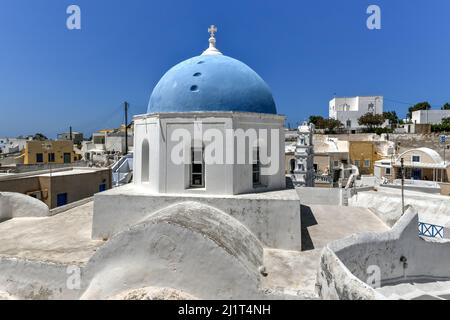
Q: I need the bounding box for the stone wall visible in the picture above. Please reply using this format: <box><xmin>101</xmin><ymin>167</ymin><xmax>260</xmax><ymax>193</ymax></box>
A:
<box><xmin>296</xmin><ymin>187</ymin><xmax>342</xmax><ymax>206</ymax></box>
<box><xmin>93</xmin><ymin>184</ymin><xmax>302</xmax><ymax>251</ymax></box>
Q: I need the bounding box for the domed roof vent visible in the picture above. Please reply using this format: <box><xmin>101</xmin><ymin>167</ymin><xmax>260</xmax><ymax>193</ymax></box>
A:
<box><xmin>147</xmin><ymin>25</ymin><xmax>277</xmax><ymax>115</ymax></box>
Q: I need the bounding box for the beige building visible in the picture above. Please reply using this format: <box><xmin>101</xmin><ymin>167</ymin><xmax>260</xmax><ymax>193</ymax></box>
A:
<box><xmin>394</xmin><ymin>148</ymin><xmax>450</xmax><ymax>182</ymax></box>
<box><xmin>349</xmin><ymin>141</ymin><xmax>382</xmax><ymax>175</ymax></box>
<box><xmin>313</xmin><ymin>137</ymin><xmax>349</xmax><ymax>175</ymax></box>
<box><xmin>313</xmin><ymin>136</ymin><xmax>350</xmax><ymax>187</ymax></box>
<box><xmin>0</xmin><ymin>167</ymin><xmax>111</xmax><ymax>208</ymax></box>
<box><xmin>22</xmin><ymin>140</ymin><xmax>75</xmax><ymax>165</ymax></box>
<box><xmin>375</xmin><ymin>147</ymin><xmax>450</xmax><ymax>183</ymax></box>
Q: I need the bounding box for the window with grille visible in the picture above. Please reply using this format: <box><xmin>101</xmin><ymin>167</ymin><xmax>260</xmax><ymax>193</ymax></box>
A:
<box><xmin>190</xmin><ymin>147</ymin><xmax>204</xmax><ymax>188</ymax></box>
<box><xmin>253</xmin><ymin>147</ymin><xmax>261</xmax><ymax>186</ymax></box>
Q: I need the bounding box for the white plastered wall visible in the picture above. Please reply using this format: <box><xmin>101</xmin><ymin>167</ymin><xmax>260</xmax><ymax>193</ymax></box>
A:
<box><xmin>133</xmin><ymin>112</ymin><xmax>286</xmax><ymax>195</ymax></box>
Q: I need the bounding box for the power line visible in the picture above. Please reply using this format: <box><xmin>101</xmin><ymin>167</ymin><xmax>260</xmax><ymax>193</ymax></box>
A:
<box><xmin>384</xmin><ymin>97</ymin><xmax>442</xmax><ymax>109</ymax></box>
<box><xmin>70</xmin><ymin>103</ymin><xmax>124</xmax><ymax>134</ymax></box>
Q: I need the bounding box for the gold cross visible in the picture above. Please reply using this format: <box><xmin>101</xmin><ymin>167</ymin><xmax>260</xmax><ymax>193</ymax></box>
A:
<box><xmin>208</xmin><ymin>25</ymin><xmax>217</xmax><ymax>37</ymax></box>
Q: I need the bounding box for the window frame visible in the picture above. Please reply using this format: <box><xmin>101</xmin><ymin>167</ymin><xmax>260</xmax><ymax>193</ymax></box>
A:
<box><xmin>36</xmin><ymin>153</ymin><xmax>44</xmax><ymax>163</ymax></box>
<box><xmin>48</xmin><ymin>153</ymin><xmax>55</xmax><ymax>163</ymax></box>
<box><xmin>190</xmin><ymin>146</ymin><xmax>205</xmax><ymax>188</ymax></box>
<box><xmin>252</xmin><ymin>147</ymin><xmax>261</xmax><ymax>186</ymax></box>
<box><xmin>56</xmin><ymin>192</ymin><xmax>68</xmax><ymax>207</ymax></box>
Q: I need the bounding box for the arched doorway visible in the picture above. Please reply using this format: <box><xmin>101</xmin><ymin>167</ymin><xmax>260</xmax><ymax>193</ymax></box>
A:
<box><xmin>142</xmin><ymin>139</ymin><xmax>149</xmax><ymax>183</ymax></box>
<box><xmin>290</xmin><ymin>159</ymin><xmax>296</xmax><ymax>173</ymax></box>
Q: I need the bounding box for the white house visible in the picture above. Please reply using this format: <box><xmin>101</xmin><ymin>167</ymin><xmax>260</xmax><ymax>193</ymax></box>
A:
<box><xmin>329</xmin><ymin>96</ymin><xmax>384</xmax><ymax>130</ymax></box>
<box><xmin>105</xmin><ymin>133</ymin><xmax>134</xmax><ymax>155</ymax></box>
<box><xmin>0</xmin><ymin>137</ymin><xmax>30</xmax><ymax>154</ymax></box>
<box><xmin>411</xmin><ymin>109</ymin><xmax>450</xmax><ymax>124</ymax></box>
<box><xmin>374</xmin><ymin>147</ymin><xmax>450</xmax><ymax>183</ymax></box>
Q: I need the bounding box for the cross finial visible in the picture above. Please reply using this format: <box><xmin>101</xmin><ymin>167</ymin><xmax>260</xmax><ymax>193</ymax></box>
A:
<box><xmin>208</xmin><ymin>25</ymin><xmax>217</xmax><ymax>38</ymax></box>
<box><xmin>201</xmin><ymin>24</ymin><xmax>222</xmax><ymax>56</ymax></box>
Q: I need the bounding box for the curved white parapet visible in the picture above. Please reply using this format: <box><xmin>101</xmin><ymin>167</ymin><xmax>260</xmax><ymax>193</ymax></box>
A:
<box><xmin>0</xmin><ymin>192</ymin><xmax>49</xmax><ymax>222</ymax></box>
<box><xmin>316</xmin><ymin>206</ymin><xmax>450</xmax><ymax>300</ymax></box>
<box><xmin>109</xmin><ymin>286</ymin><xmax>198</xmax><ymax>300</ymax></box>
<box><xmin>0</xmin><ymin>291</ymin><xmax>17</xmax><ymax>300</ymax></box>
<box><xmin>349</xmin><ymin>189</ymin><xmax>450</xmax><ymax>228</ymax></box>
<box><xmin>81</xmin><ymin>201</ymin><xmax>266</xmax><ymax>300</ymax></box>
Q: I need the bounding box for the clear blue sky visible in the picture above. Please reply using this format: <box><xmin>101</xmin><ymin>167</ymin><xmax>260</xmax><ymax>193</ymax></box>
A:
<box><xmin>1</xmin><ymin>0</ymin><xmax>449</xmax><ymax>138</ymax></box>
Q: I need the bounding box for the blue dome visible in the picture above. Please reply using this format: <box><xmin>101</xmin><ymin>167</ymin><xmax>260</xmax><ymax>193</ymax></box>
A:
<box><xmin>148</xmin><ymin>55</ymin><xmax>277</xmax><ymax>114</ymax></box>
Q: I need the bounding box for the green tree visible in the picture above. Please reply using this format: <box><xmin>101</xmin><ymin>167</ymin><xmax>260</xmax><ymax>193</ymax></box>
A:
<box><xmin>309</xmin><ymin>116</ymin><xmax>342</xmax><ymax>132</ymax></box>
<box><xmin>442</xmin><ymin>117</ymin><xmax>450</xmax><ymax>126</ymax></box>
<box><xmin>308</xmin><ymin>115</ymin><xmax>324</xmax><ymax>127</ymax></box>
<box><xmin>318</xmin><ymin>118</ymin><xmax>343</xmax><ymax>133</ymax></box>
<box><xmin>33</xmin><ymin>133</ymin><xmax>48</xmax><ymax>141</ymax></box>
<box><xmin>383</xmin><ymin>111</ymin><xmax>399</xmax><ymax>126</ymax></box>
<box><xmin>358</xmin><ymin>113</ymin><xmax>385</xmax><ymax>132</ymax></box>
<box><xmin>407</xmin><ymin>101</ymin><xmax>431</xmax><ymax>119</ymax></box>
<box><xmin>442</xmin><ymin>103</ymin><xmax>450</xmax><ymax>110</ymax></box>
<box><xmin>431</xmin><ymin>118</ymin><xmax>450</xmax><ymax>133</ymax></box>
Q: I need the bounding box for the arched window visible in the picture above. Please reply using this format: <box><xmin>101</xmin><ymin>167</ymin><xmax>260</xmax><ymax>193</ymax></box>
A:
<box><xmin>290</xmin><ymin>159</ymin><xmax>296</xmax><ymax>173</ymax></box>
<box><xmin>141</xmin><ymin>139</ymin><xmax>149</xmax><ymax>183</ymax></box>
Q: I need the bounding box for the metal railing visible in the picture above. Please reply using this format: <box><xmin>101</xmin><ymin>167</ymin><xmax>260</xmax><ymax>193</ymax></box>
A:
<box><xmin>314</xmin><ymin>175</ymin><xmax>333</xmax><ymax>184</ymax></box>
<box><xmin>418</xmin><ymin>222</ymin><xmax>444</xmax><ymax>238</ymax></box>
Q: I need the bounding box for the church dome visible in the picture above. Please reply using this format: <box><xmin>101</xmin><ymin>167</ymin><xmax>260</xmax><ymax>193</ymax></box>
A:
<box><xmin>147</xmin><ymin>28</ymin><xmax>276</xmax><ymax>115</ymax></box>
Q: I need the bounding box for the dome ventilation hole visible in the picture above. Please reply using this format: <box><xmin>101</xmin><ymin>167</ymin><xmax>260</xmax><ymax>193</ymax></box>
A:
<box><xmin>193</xmin><ymin>72</ymin><xmax>202</xmax><ymax>77</ymax></box>
<box><xmin>197</xmin><ymin>61</ymin><xmax>205</xmax><ymax>64</ymax></box>
<box><xmin>190</xmin><ymin>85</ymin><xmax>199</xmax><ymax>92</ymax></box>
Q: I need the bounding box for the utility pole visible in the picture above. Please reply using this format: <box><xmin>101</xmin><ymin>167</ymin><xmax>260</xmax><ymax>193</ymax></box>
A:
<box><xmin>42</xmin><ymin>142</ymin><xmax>53</xmax><ymax>207</ymax></box>
<box><xmin>400</xmin><ymin>157</ymin><xmax>405</xmax><ymax>214</ymax></box>
<box><xmin>69</xmin><ymin>126</ymin><xmax>73</xmax><ymax>141</ymax></box>
<box><xmin>124</xmin><ymin>101</ymin><xmax>129</xmax><ymax>155</ymax></box>
<box><xmin>439</xmin><ymin>135</ymin><xmax>447</xmax><ymax>178</ymax></box>
<box><xmin>444</xmin><ymin>142</ymin><xmax>446</xmax><ymax>167</ymax></box>
<box><xmin>443</xmin><ymin>137</ymin><xmax>447</xmax><ymax>166</ymax></box>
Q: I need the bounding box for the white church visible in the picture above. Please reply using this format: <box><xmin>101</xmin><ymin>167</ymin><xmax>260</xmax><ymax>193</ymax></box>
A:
<box><xmin>87</xmin><ymin>26</ymin><xmax>302</xmax><ymax>299</ymax></box>
<box><xmin>132</xmin><ymin>26</ymin><xmax>286</xmax><ymax>195</ymax></box>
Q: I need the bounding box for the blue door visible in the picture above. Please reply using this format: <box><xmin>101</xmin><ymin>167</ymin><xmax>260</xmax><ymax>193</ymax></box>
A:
<box><xmin>56</xmin><ymin>193</ymin><xmax>68</xmax><ymax>207</ymax></box>
<box><xmin>412</xmin><ymin>168</ymin><xmax>422</xmax><ymax>180</ymax></box>
<box><xmin>63</xmin><ymin>153</ymin><xmax>71</xmax><ymax>163</ymax></box>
